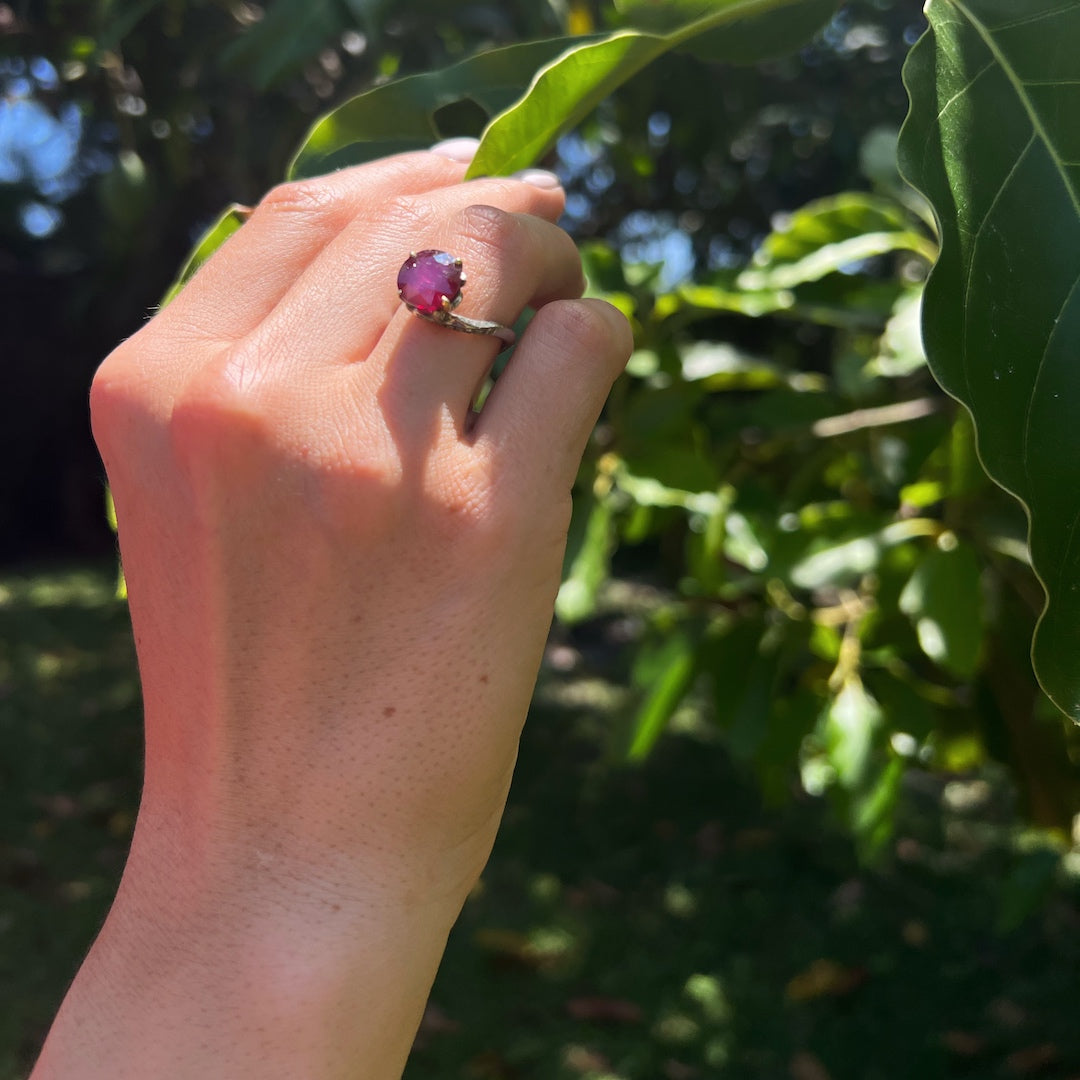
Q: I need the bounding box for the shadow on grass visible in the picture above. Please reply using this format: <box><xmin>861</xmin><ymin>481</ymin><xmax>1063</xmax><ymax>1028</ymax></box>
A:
<box><xmin>2</xmin><ymin>566</ymin><xmax>1080</xmax><ymax>1079</ymax></box>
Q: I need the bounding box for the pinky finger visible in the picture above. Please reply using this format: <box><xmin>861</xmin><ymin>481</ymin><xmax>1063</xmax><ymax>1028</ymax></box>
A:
<box><xmin>473</xmin><ymin>298</ymin><xmax>633</xmax><ymax>495</ymax></box>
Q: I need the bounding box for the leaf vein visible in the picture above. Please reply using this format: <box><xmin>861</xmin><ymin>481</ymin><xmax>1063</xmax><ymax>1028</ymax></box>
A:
<box><xmin>915</xmin><ymin>59</ymin><xmax>995</xmax><ymax>188</ymax></box>
<box><xmin>952</xmin><ymin>0</ymin><xmax>1080</xmax><ymax>220</ymax></box>
<box><xmin>933</xmin><ymin>59</ymin><xmax>996</xmax><ymax>126</ymax></box>
<box><xmin>959</xmin><ymin>133</ymin><xmax>1037</xmax><ymax>408</ymax></box>
<box><xmin>1021</xmin><ymin>269</ymin><xmax>1080</xmax><ymax>530</ymax></box>
<box><xmin>989</xmin><ymin>1</ymin><xmax>1080</xmax><ymax>32</ymax></box>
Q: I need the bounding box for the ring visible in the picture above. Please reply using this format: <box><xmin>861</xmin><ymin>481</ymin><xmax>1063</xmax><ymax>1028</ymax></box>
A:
<box><xmin>397</xmin><ymin>250</ymin><xmax>516</xmax><ymax>349</ymax></box>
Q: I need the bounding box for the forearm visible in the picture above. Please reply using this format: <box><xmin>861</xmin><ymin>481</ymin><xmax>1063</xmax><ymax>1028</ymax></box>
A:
<box><xmin>32</xmin><ymin>796</ymin><xmax>461</xmax><ymax>1080</ymax></box>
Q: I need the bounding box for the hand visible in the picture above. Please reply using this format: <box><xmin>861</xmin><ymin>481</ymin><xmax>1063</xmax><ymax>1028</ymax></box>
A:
<box><xmin>33</xmin><ymin>141</ymin><xmax>632</xmax><ymax>1079</ymax></box>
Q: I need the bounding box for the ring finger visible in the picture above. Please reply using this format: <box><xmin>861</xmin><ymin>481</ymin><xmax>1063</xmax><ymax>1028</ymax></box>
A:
<box><xmin>370</xmin><ymin>204</ymin><xmax>584</xmax><ymax>435</ymax></box>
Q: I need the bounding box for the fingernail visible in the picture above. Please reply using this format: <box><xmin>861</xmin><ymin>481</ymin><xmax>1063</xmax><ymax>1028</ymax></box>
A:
<box><xmin>512</xmin><ymin>168</ymin><xmax>563</xmax><ymax>189</ymax></box>
<box><xmin>429</xmin><ymin>137</ymin><xmax>480</xmax><ymax>163</ymax></box>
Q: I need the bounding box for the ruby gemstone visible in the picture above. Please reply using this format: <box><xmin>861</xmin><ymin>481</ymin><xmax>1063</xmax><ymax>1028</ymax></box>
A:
<box><xmin>397</xmin><ymin>250</ymin><xmax>464</xmax><ymax>316</ymax></box>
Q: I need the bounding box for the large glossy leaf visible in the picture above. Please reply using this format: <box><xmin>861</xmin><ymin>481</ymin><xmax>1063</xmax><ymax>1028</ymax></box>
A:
<box><xmin>289</xmin><ymin>38</ymin><xmax>585</xmax><ymax>179</ymax></box>
<box><xmin>467</xmin><ymin>0</ymin><xmax>837</xmax><ymax>178</ymax></box>
<box><xmin>898</xmin><ymin>0</ymin><xmax>1080</xmax><ymax>720</ymax></box>
<box><xmin>614</xmin><ymin>0</ymin><xmax>838</xmax><ymax>64</ymax></box>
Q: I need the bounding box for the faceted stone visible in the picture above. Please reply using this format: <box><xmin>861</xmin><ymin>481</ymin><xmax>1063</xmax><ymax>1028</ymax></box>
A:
<box><xmin>397</xmin><ymin>250</ymin><xmax>464</xmax><ymax>315</ymax></box>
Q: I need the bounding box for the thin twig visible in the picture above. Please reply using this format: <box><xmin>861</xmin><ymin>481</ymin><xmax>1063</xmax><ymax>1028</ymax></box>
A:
<box><xmin>811</xmin><ymin>397</ymin><xmax>943</xmax><ymax>439</ymax></box>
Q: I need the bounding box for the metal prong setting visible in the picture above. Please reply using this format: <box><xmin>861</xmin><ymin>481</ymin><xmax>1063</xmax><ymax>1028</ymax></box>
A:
<box><xmin>398</xmin><ymin>251</ymin><xmax>515</xmax><ymax>349</ymax></box>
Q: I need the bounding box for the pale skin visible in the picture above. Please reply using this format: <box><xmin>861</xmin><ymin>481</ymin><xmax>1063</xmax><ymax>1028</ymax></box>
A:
<box><xmin>31</xmin><ymin>138</ymin><xmax>632</xmax><ymax>1079</ymax></box>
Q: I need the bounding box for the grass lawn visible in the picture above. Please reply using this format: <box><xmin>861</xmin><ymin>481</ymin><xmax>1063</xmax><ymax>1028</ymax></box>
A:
<box><xmin>3</xmin><ymin>565</ymin><xmax>1080</xmax><ymax>1079</ymax></box>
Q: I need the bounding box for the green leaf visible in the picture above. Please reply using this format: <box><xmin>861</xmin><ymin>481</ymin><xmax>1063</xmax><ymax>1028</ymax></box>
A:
<box><xmin>615</xmin><ymin>0</ymin><xmax>838</xmax><ymax>64</ymax></box>
<box><xmin>556</xmin><ymin>487</ymin><xmax>614</xmax><ymax>624</ymax></box>
<box><xmin>865</xmin><ymin>288</ymin><xmax>927</xmax><ymax>379</ymax></box>
<box><xmin>850</xmin><ymin>755</ymin><xmax>904</xmax><ymax>856</ymax></box>
<box><xmin>681</xmin><ymin>0</ymin><xmax>838</xmax><ymax>64</ymax></box>
<box><xmin>737</xmin><ymin>193</ymin><xmax>935</xmax><ymax>292</ymax></box>
<box><xmin>627</xmin><ymin>627</ymin><xmax>700</xmax><ymax>761</ymax></box>
<box><xmin>899</xmin><ymin>542</ymin><xmax>985</xmax><ymax>679</ymax></box>
<box><xmin>789</xmin><ymin>520</ymin><xmax>936</xmax><ymax>591</ymax></box>
<box><xmin>756</xmin><ymin>690</ymin><xmax>820</xmax><ymax>807</ymax></box>
<box><xmin>468</xmin><ymin>31</ymin><xmax>666</xmax><ymax>177</ymax></box>
<box><xmin>783</xmin><ymin>276</ymin><xmax>911</xmax><ymax>331</ymax></box>
<box><xmin>160</xmin><ymin>205</ymin><xmax>249</xmax><ymax>308</ymax></box>
<box><xmin>289</xmin><ymin>38</ymin><xmax>584</xmax><ymax>179</ymax></box>
<box><xmin>656</xmin><ymin>279</ymin><xmax>795</xmax><ymax>320</ymax></box>
<box><xmin>679</xmin><ymin>341</ymin><xmax>795</xmax><ymax>392</ymax></box>
<box><xmin>466</xmin><ymin>0</ymin><xmax>835</xmax><ymax>179</ymax></box>
<box><xmin>723</xmin><ymin>511</ymin><xmax>769</xmax><ymax>573</ymax></box>
<box><xmin>810</xmin><ymin>680</ymin><xmax>902</xmax><ymax>856</ymax></box>
<box><xmin>898</xmin><ymin>0</ymin><xmax>1080</xmax><ymax>720</ymax></box>
<box><xmin>823</xmin><ymin>680</ymin><xmax>882</xmax><ymax>790</ymax></box>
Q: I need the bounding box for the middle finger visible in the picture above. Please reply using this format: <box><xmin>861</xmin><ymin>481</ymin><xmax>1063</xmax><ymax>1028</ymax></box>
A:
<box><xmin>231</xmin><ymin>175</ymin><xmax>568</xmax><ymax>386</ymax></box>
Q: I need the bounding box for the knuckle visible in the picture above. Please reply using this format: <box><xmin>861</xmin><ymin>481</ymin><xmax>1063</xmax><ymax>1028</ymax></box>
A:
<box><xmin>538</xmin><ymin>299</ymin><xmax>619</xmax><ymax>360</ymax></box>
<box><xmin>258</xmin><ymin>177</ymin><xmax>343</xmax><ymax>226</ymax></box>
<box><xmin>454</xmin><ymin>203</ymin><xmax>520</xmax><ymax>259</ymax></box>
<box><xmin>382</xmin><ymin>192</ymin><xmax>438</xmax><ymax>239</ymax></box>
<box><xmin>168</xmin><ymin>356</ymin><xmax>271</xmax><ymax>470</ymax></box>
<box><xmin>88</xmin><ymin>355</ymin><xmax>130</xmax><ymax>448</ymax></box>
<box><xmin>425</xmin><ymin>452</ymin><xmax>502</xmax><ymax>544</ymax></box>
<box><xmin>89</xmin><ymin>343</ymin><xmax>130</xmax><ymax>406</ymax></box>
<box><xmin>89</xmin><ymin>330</ymin><xmax>222</xmax><ymax>461</ymax></box>
<box><xmin>89</xmin><ymin>340</ymin><xmax>157</xmax><ymax>445</ymax></box>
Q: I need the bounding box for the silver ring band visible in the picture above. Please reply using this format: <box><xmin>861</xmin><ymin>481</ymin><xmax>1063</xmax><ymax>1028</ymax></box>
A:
<box><xmin>404</xmin><ymin>305</ymin><xmax>516</xmax><ymax>348</ymax></box>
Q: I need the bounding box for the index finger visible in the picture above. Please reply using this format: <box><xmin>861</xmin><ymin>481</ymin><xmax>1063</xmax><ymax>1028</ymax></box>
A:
<box><xmin>157</xmin><ymin>151</ymin><xmax>476</xmax><ymax>344</ymax></box>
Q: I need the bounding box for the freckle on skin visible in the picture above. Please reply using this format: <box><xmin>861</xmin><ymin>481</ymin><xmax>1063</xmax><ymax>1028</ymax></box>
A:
<box><xmin>383</xmin><ymin>706</ymin><xmax>396</xmax><ymax>717</ymax></box>
<box><xmin>479</xmin><ymin>673</ymin><xmax>489</xmax><ymax>684</ymax></box>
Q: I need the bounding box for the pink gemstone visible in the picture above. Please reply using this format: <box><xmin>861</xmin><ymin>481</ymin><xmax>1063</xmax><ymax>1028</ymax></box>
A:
<box><xmin>397</xmin><ymin>250</ymin><xmax>464</xmax><ymax>315</ymax></box>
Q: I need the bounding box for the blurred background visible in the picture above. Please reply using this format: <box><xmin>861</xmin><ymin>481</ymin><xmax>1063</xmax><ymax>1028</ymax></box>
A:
<box><xmin>4</xmin><ymin>1</ymin><xmax>1080</xmax><ymax>1077</ymax></box>
<box><xmin>2</xmin><ymin>0</ymin><xmax>917</xmax><ymax>563</ymax></box>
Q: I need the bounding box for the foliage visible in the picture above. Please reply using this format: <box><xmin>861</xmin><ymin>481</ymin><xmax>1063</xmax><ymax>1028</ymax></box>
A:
<box><xmin>9</xmin><ymin>0</ymin><xmax>1079</xmax><ymax>849</ymax></box>
<box><xmin>898</xmin><ymin>0</ymin><xmax>1080</xmax><ymax>722</ymax></box>
<box><xmin>289</xmin><ymin>36</ymin><xmax>587</xmax><ymax>178</ymax></box>
<box><xmin>163</xmin><ymin>0</ymin><xmax>1080</xmax><ymax>851</ymax></box>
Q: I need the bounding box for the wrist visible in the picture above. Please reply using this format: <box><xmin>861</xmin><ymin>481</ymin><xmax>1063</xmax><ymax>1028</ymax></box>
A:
<box><xmin>33</xmin><ymin>793</ymin><xmax>465</xmax><ymax>1080</ymax></box>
